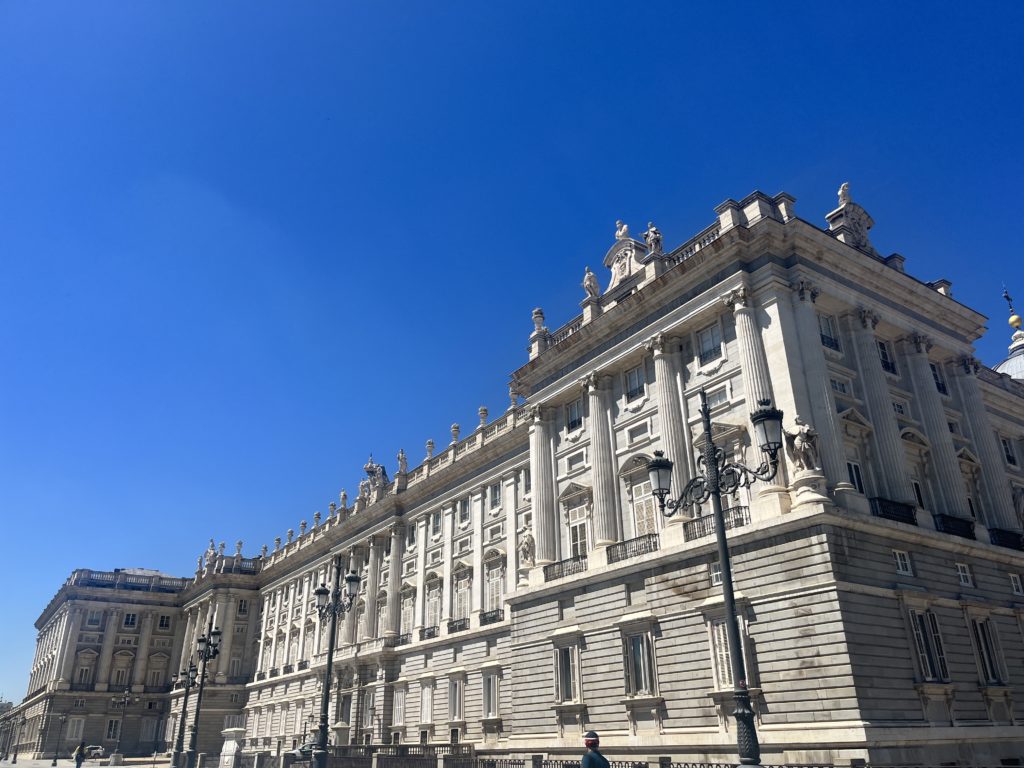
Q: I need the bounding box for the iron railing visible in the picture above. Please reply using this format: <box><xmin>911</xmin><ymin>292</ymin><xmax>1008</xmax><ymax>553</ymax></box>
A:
<box><xmin>933</xmin><ymin>512</ymin><xmax>976</xmax><ymax>540</ymax></box>
<box><xmin>480</xmin><ymin>609</ymin><xmax>504</xmax><ymax>626</ymax></box>
<box><xmin>394</xmin><ymin>632</ymin><xmax>412</xmax><ymax>646</ymax></box>
<box><xmin>683</xmin><ymin>506</ymin><xmax>750</xmax><ymax>542</ymax></box>
<box><xmin>699</xmin><ymin>347</ymin><xmax>722</xmax><ymax>365</ymax></box>
<box><xmin>607</xmin><ymin>533</ymin><xmax>660</xmax><ymax>564</ymax></box>
<box><xmin>869</xmin><ymin>497</ymin><xmax>917</xmax><ymax>525</ymax></box>
<box><xmin>543</xmin><ymin>554</ymin><xmax>588</xmax><ymax>581</ymax></box>
<box><xmin>990</xmin><ymin>528</ymin><xmax>1024</xmax><ymax>550</ymax></box>
<box><xmin>298</xmin><ymin>660</ymin><xmax>309</xmax><ymax>670</ymax></box>
<box><xmin>820</xmin><ymin>333</ymin><xmax>840</xmax><ymax>351</ymax></box>
<box><xmin>421</xmin><ymin>626</ymin><xmax>439</xmax><ymax>640</ymax></box>
<box><xmin>448</xmin><ymin>618</ymin><xmax>469</xmax><ymax>633</ymax></box>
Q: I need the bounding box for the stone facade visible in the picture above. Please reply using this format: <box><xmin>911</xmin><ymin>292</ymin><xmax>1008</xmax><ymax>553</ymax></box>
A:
<box><xmin>6</xmin><ymin>185</ymin><xmax>1024</xmax><ymax>766</ymax></box>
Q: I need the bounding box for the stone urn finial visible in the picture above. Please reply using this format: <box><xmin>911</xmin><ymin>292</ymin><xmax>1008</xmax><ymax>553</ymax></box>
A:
<box><xmin>532</xmin><ymin>307</ymin><xmax>545</xmax><ymax>334</ymax></box>
<box><xmin>426</xmin><ymin>439</ymin><xmax>435</xmax><ymax>459</ymax></box>
<box><xmin>450</xmin><ymin>423</ymin><xmax>460</xmax><ymax>444</ymax></box>
<box><xmin>314</xmin><ymin>511</ymin><xmax>322</xmax><ymax>527</ymax></box>
<box><xmin>274</xmin><ymin>537</ymin><xmax>281</xmax><ymax>552</ymax></box>
<box><xmin>235</xmin><ymin>540</ymin><xmax>243</xmax><ymax>556</ymax></box>
<box><xmin>299</xmin><ymin>520</ymin><xmax>307</xmax><ymax>536</ymax></box>
<box><xmin>261</xmin><ymin>544</ymin><xmax>268</xmax><ymax>558</ymax></box>
<box><xmin>328</xmin><ymin>502</ymin><xmax>337</xmax><ymax>518</ymax></box>
<box><xmin>478</xmin><ymin>406</ymin><xmax>488</xmax><ymax>427</ymax></box>
<box><xmin>286</xmin><ymin>528</ymin><xmax>294</xmax><ymax>544</ymax></box>
<box><xmin>340</xmin><ymin>489</ymin><xmax>348</xmax><ymax>509</ymax></box>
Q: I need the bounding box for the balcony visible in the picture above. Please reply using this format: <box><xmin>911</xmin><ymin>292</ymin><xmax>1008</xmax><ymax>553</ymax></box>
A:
<box><xmin>989</xmin><ymin>528</ymin><xmax>1024</xmax><ymax>551</ymax></box>
<box><xmin>683</xmin><ymin>506</ymin><xmax>750</xmax><ymax>542</ymax></box>
<box><xmin>282</xmin><ymin>664</ymin><xmax>293</xmax><ymax>674</ymax></box>
<box><xmin>933</xmin><ymin>513</ymin><xmax>976</xmax><ymax>541</ymax></box>
<box><xmin>268</xmin><ymin>667</ymin><xmax>280</xmax><ymax>678</ymax></box>
<box><xmin>255</xmin><ymin>671</ymin><xmax>266</xmax><ymax>681</ymax></box>
<box><xmin>869</xmin><ymin>497</ymin><xmax>918</xmax><ymax>526</ymax></box>
<box><xmin>820</xmin><ymin>333</ymin><xmax>840</xmax><ymax>351</ymax></box>
<box><xmin>448</xmin><ymin>618</ymin><xmax>469</xmax><ymax>634</ymax></box>
<box><xmin>607</xmin><ymin>533</ymin><xmax>660</xmax><ymax>565</ymax></box>
<box><xmin>543</xmin><ymin>554</ymin><xmax>588</xmax><ymax>582</ymax></box>
<box><xmin>420</xmin><ymin>625</ymin><xmax>439</xmax><ymax>641</ymax></box>
<box><xmin>480</xmin><ymin>609</ymin><xmax>504</xmax><ymax>626</ymax></box>
<box><xmin>297</xmin><ymin>660</ymin><xmax>309</xmax><ymax>671</ymax></box>
<box><xmin>699</xmin><ymin>347</ymin><xmax>722</xmax><ymax>365</ymax></box>
<box><xmin>394</xmin><ymin>632</ymin><xmax>412</xmax><ymax>647</ymax></box>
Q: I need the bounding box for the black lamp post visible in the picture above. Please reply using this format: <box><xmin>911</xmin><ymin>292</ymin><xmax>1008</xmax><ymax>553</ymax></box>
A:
<box><xmin>170</xmin><ymin>661</ymin><xmax>198</xmax><ymax>768</ymax></box>
<box><xmin>185</xmin><ymin>615</ymin><xmax>222</xmax><ymax>768</ymax></box>
<box><xmin>312</xmin><ymin>556</ymin><xmax>361</xmax><ymax>768</ymax></box>
<box><xmin>647</xmin><ymin>390</ymin><xmax>783</xmax><ymax>766</ymax></box>
<box><xmin>11</xmin><ymin>715</ymin><xmax>27</xmax><ymax>765</ymax></box>
<box><xmin>112</xmin><ymin>687</ymin><xmax>140</xmax><ymax>760</ymax></box>
<box><xmin>51</xmin><ymin>712</ymin><xmax>68</xmax><ymax>766</ymax></box>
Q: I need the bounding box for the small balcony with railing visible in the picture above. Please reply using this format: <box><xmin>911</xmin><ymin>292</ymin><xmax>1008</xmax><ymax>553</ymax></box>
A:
<box><xmin>682</xmin><ymin>506</ymin><xmax>750</xmax><ymax>542</ymax></box>
<box><xmin>447</xmin><ymin>618</ymin><xmax>469</xmax><ymax>634</ymax></box>
<box><xmin>869</xmin><ymin>497</ymin><xmax>917</xmax><ymax>525</ymax></box>
<box><xmin>480</xmin><ymin>608</ymin><xmax>504</xmax><ymax>626</ymax></box>
<box><xmin>607</xmin><ymin>533</ymin><xmax>660</xmax><ymax>565</ymax></box>
<box><xmin>989</xmin><ymin>528</ymin><xmax>1024</xmax><ymax>551</ymax></box>
<box><xmin>932</xmin><ymin>513</ymin><xmax>976</xmax><ymax>541</ymax></box>
<box><xmin>820</xmin><ymin>333</ymin><xmax>840</xmax><ymax>351</ymax></box>
<box><xmin>543</xmin><ymin>554</ymin><xmax>588</xmax><ymax>582</ymax></box>
<box><xmin>420</xmin><ymin>625</ymin><xmax>439</xmax><ymax>641</ymax></box>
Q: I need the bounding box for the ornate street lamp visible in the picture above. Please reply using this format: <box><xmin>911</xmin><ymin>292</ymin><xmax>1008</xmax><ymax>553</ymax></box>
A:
<box><xmin>51</xmin><ymin>712</ymin><xmax>68</xmax><ymax>766</ymax></box>
<box><xmin>11</xmin><ymin>714</ymin><xmax>27</xmax><ymax>765</ymax></box>
<box><xmin>647</xmin><ymin>391</ymin><xmax>783</xmax><ymax>766</ymax></box>
<box><xmin>170</xmin><ymin>661</ymin><xmax>199</xmax><ymax>768</ymax></box>
<box><xmin>312</xmin><ymin>556</ymin><xmax>361</xmax><ymax>768</ymax></box>
<box><xmin>185</xmin><ymin>617</ymin><xmax>222</xmax><ymax>768</ymax></box>
<box><xmin>112</xmin><ymin>688</ymin><xmax>140</xmax><ymax>761</ymax></box>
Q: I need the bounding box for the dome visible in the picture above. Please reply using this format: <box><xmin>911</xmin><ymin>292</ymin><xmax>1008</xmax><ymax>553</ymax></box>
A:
<box><xmin>995</xmin><ymin>330</ymin><xmax>1024</xmax><ymax>380</ymax></box>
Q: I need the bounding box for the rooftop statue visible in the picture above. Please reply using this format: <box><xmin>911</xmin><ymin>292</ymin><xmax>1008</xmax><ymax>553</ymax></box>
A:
<box><xmin>838</xmin><ymin>182</ymin><xmax>851</xmax><ymax>207</ymax></box>
<box><xmin>615</xmin><ymin>219</ymin><xmax>629</xmax><ymax>240</ymax></box>
<box><xmin>582</xmin><ymin>266</ymin><xmax>600</xmax><ymax>299</ymax></box>
<box><xmin>643</xmin><ymin>222</ymin><xmax>663</xmax><ymax>255</ymax></box>
<box><xmin>397</xmin><ymin>448</ymin><xmax>408</xmax><ymax>475</ymax></box>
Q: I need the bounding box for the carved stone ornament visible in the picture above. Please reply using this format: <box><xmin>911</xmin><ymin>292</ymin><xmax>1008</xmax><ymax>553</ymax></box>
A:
<box><xmin>615</xmin><ymin>220</ymin><xmax>630</xmax><ymax>240</ymax></box>
<box><xmin>582</xmin><ymin>266</ymin><xmax>600</xmax><ymax>299</ymax></box>
<box><xmin>517</xmin><ymin>531</ymin><xmax>535</xmax><ymax>567</ymax></box>
<box><xmin>858</xmin><ymin>307</ymin><xmax>879</xmax><ymax>329</ymax></box>
<box><xmin>644</xmin><ymin>333</ymin><xmax>669</xmax><ymax>356</ymax></box>
<box><xmin>783</xmin><ymin>417</ymin><xmax>821</xmax><ymax>472</ymax></box>
<box><xmin>838</xmin><ymin>182</ymin><xmax>851</xmax><ymax>208</ymax></box>
<box><xmin>792</xmin><ymin>279</ymin><xmax>819</xmax><ymax>303</ymax></box>
<box><xmin>722</xmin><ymin>286</ymin><xmax>749</xmax><ymax>311</ymax></box>
<box><xmin>397</xmin><ymin>448</ymin><xmax>408</xmax><ymax>474</ymax></box>
<box><xmin>910</xmin><ymin>334</ymin><xmax>933</xmax><ymax>354</ymax></box>
<box><xmin>959</xmin><ymin>356</ymin><xmax>980</xmax><ymax>375</ymax></box>
<box><xmin>425</xmin><ymin>439</ymin><xmax>435</xmax><ymax>459</ymax></box>
<box><xmin>532</xmin><ymin>307</ymin><xmax>546</xmax><ymax>334</ymax></box>
<box><xmin>643</xmin><ymin>222</ymin><xmax>663</xmax><ymax>255</ymax></box>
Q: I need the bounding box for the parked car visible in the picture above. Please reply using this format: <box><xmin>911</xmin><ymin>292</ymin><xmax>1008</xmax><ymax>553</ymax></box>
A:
<box><xmin>85</xmin><ymin>746</ymin><xmax>105</xmax><ymax>758</ymax></box>
<box><xmin>285</xmin><ymin>743</ymin><xmax>318</xmax><ymax>760</ymax></box>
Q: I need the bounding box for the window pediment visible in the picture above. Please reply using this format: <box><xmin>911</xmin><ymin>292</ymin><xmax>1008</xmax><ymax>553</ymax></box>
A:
<box><xmin>558</xmin><ymin>483</ymin><xmax>592</xmax><ymax>510</ymax></box>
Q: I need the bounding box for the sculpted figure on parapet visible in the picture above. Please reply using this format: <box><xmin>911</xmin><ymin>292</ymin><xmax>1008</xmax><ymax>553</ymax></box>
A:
<box><xmin>643</xmin><ymin>222</ymin><xmax>663</xmax><ymax>255</ymax></box>
<box><xmin>582</xmin><ymin>266</ymin><xmax>600</xmax><ymax>299</ymax></box>
<box><xmin>784</xmin><ymin>417</ymin><xmax>821</xmax><ymax>472</ymax></box>
<box><xmin>614</xmin><ymin>219</ymin><xmax>629</xmax><ymax>240</ymax></box>
<box><xmin>518</xmin><ymin>529</ymin><xmax>535</xmax><ymax>567</ymax></box>
<box><xmin>397</xmin><ymin>448</ymin><xmax>408</xmax><ymax>475</ymax></box>
<box><xmin>838</xmin><ymin>181</ymin><xmax>851</xmax><ymax>207</ymax></box>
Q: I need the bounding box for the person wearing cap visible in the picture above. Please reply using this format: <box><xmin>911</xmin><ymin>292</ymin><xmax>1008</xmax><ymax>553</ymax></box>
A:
<box><xmin>581</xmin><ymin>730</ymin><xmax>609</xmax><ymax>768</ymax></box>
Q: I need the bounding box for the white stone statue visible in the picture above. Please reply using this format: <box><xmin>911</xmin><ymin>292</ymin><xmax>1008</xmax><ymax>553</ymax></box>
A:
<box><xmin>340</xmin><ymin>489</ymin><xmax>348</xmax><ymax>509</ymax></box>
<box><xmin>518</xmin><ymin>531</ymin><xmax>535</xmax><ymax>567</ymax></box>
<box><xmin>643</xmin><ymin>222</ymin><xmax>663</xmax><ymax>255</ymax></box>
<box><xmin>582</xmin><ymin>266</ymin><xmax>600</xmax><ymax>299</ymax></box>
<box><xmin>838</xmin><ymin>182</ymin><xmax>851</xmax><ymax>207</ymax></box>
<box><xmin>784</xmin><ymin>417</ymin><xmax>821</xmax><ymax>472</ymax></box>
<box><xmin>397</xmin><ymin>448</ymin><xmax>408</xmax><ymax>475</ymax></box>
<box><xmin>615</xmin><ymin>220</ymin><xmax>630</xmax><ymax>240</ymax></box>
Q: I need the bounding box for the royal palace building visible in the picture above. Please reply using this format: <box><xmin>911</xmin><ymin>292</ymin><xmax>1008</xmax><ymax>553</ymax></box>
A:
<box><xmin>5</xmin><ymin>185</ymin><xmax>1024</xmax><ymax>766</ymax></box>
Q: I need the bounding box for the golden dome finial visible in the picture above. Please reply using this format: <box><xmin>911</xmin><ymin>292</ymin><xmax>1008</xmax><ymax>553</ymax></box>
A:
<box><xmin>1005</xmin><ymin>287</ymin><xmax>1022</xmax><ymax>330</ymax></box>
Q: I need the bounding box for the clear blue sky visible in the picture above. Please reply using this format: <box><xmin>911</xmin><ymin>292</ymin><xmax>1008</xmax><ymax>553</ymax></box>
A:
<box><xmin>2</xmin><ymin>2</ymin><xmax>1023</xmax><ymax>701</ymax></box>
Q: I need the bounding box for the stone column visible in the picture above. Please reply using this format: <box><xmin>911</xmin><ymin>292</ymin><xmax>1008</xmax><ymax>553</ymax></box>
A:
<box><xmin>441</xmin><ymin>506</ymin><xmax>454</xmax><ymax>625</ymax></box>
<box><xmin>255</xmin><ymin>601</ymin><xmax>268</xmax><ymax>670</ymax></box>
<box><xmin>846</xmin><ymin>310</ymin><xmax>914</xmax><ymax>503</ymax></box>
<box><xmin>788</xmin><ymin>281</ymin><xmax>854</xmax><ymax>495</ymax></box>
<box><xmin>503</xmin><ymin>474</ymin><xmax>519</xmax><ymax>596</ymax></box>
<box><xmin>169</xmin><ymin>609</ymin><xmax>187</xmax><ymax>676</ymax></box>
<box><xmin>528</xmin><ymin>406</ymin><xmax>558</xmax><ymax>565</ymax></box>
<box><xmin>471</xmin><ymin>488</ymin><xmax>485</xmax><ymax>621</ymax></box>
<box><xmin>723</xmin><ymin>287</ymin><xmax>774</xmax><ymax>411</ymax></box>
<box><xmin>297</xmin><ymin>576</ymin><xmax>309</xmax><ymax>661</ymax></box>
<box><xmin>57</xmin><ymin>607</ymin><xmax>84</xmax><ymax>684</ymax></box>
<box><xmin>215</xmin><ymin>596</ymin><xmax>236</xmax><ymax>679</ymax></box>
<box><xmin>343</xmin><ymin>549</ymin><xmax>362</xmax><ymax>645</ymax></box>
<box><xmin>585</xmin><ymin>373</ymin><xmax>619</xmax><ymax>546</ymax></box>
<box><xmin>384</xmin><ymin>525</ymin><xmax>403</xmax><ymax>636</ymax></box>
<box><xmin>182</xmin><ymin>609</ymin><xmax>197</xmax><ymax>667</ymax></box>
<box><xmin>903</xmin><ymin>334</ymin><xmax>969</xmax><ymax>518</ymax></box>
<box><xmin>362</xmin><ymin>538</ymin><xmax>383</xmax><ymax>639</ymax></box>
<box><xmin>956</xmin><ymin>357</ymin><xmax>1019</xmax><ymax>531</ymax></box>
<box><xmin>413</xmin><ymin>519</ymin><xmax>428</xmax><ymax>632</ymax></box>
<box><xmin>269</xmin><ymin>593</ymin><xmax>281</xmax><ymax>669</ymax></box>
<box><xmin>131</xmin><ymin>611</ymin><xmax>155</xmax><ymax>691</ymax></box>
<box><xmin>94</xmin><ymin>608</ymin><xmax>122</xmax><ymax>691</ymax></box>
<box><xmin>283</xmin><ymin>582</ymin><xmax>296</xmax><ymax>663</ymax></box>
<box><xmin>648</xmin><ymin>334</ymin><xmax>691</xmax><ymax>500</ymax></box>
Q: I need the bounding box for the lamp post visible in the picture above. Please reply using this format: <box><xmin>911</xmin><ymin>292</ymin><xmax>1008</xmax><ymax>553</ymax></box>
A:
<box><xmin>11</xmin><ymin>715</ymin><xmax>27</xmax><ymax>765</ymax></box>
<box><xmin>170</xmin><ymin>662</ymin><xmax>199</xmax><ymax>768</ymax></box>
<box><xmin>51</xmin><ymin>712</ymin><xmax>68</xmax><ymax>766</ymax></box>
<box><xmin>185</xmin><ymin>614</ymin><xmax>222</xmax><ymax>768</ymax></box>
<box><xmin>647</xmin><ymin>390</ymin><xmax>783</xmax><ymax>766</ymax></box>
<box><xmin>312</xmin><ymin>556</ymin><xmax>361</xmax><ymax>768</ymax></box>
<box><xmin>112</xmin><ymin>687</ymin><xmax>140</xmax><ymax>763</ymax></box>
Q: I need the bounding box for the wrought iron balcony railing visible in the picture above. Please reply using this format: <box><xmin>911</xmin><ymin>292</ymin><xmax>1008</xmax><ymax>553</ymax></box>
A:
<box><xmin>607</xmin><ymin>533</ymin><xmax>660</xmax><ymax>565</ymax></box>
<box><xmin>869</xmin><ymin>497</ymin><xmax>917</xmax><ymax>525</ymax></box>
<box><xmin>932</xmin><ymin>513</ymin><xmax>976</xmax><ymax>541</ymax></box>
<box><xmin>543</xmin><ymin>554</ymin><xmax>588</xmax><ymax>582</ymax></box>
<box><xmin>682</xmin><ymin>506</ymin><xmax>750</xmax><ymax>542</ymax></box>
<box><xmin>480</xmin><ymin>608</ymin><xmax>504</xmax><ymax>626</ymax></box>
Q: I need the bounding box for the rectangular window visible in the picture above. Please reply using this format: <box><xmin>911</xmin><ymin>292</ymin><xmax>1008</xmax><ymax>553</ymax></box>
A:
<box><xmin>623</xmin><ymin>632</ymin><xmax>656</xmax><ymax>696</ymax></box>
<box><xmin>892</xmin><ymin>399</ymin><xmax>907</xmax><ymax>416</ymax></box>
<box><xmin>237</xmin><ymin>599</ymin><xmax>249</xmax><ymax>616</ymax></box>
<box><xmin>706</xmin><ymin>388</ymin><xmax>728</xmax><ymax>409</ymax></box>
<box><xmin>1011</xmin><ymin>573</ymin><xmax>1023</xmax><ymax>596</ymax></box>
<box><xmin>568</xmin><ymin>506</ymin><xmax>588</xmax><ymax>558</ymax></box>
<box><xmin>956</xmin><ymin>562</ymin><xmax>974</xmax><ymax>587</ymax></box>
<box><xmin>229</xmin><ymin>657</ymin><xmax>243</xmax><ymax>677</ymax></box>
<box><xmin>625</xmin><ymin>366</ymin><xmax>645</xmax><ymax>401</ymax></box>
<box><xmin>113</xmin><ymin>668</ymin><xmax>128</xmax><ymax>686</ymax></box>
<box><xmin>913</xmin><ymin>481</ymin><xmax>925</xmax><ymax>508</ymax></box>
<box><xmin>407</xmin><ymin>525</ymin><xmax>417</xmax><ymax>547</ymax></box>
<box><xmin>482</xmin><ymin>674</ymin><xmax>499</xmax><ymax>718</ymax></box>
<box><xmin>431</xmin><ymin>512</ymin><xmax>442</xmax><ymax>537</ymax></box>
<box><xmin>566</xmin><ymin>452</ymin><xmax>585</xmax><ymax>472</ymax></box>
<box><xmin>489</xmin><ymin>483</ymin><xmax>501</xmax><ymax>509</ymax></box>
<box><xmin>893</xmin><ymin>550</ymin><xmax>913</xmax><ymax>576</ymax></box>
<box><xmin>930</xmin><ymin>362</ymin><xmax>949</xmax><ymax>395</ymax></box>
<box><xmin>566</xmin><ymin>399</ymin><xmax>583</xmax><ymax>431</ymax></box>
<box><xmin>123</xmin><ymin>613</ymin><xmax>137</xmax><ymax>628</ymax></box>
<box><xmin>523</xmin><ymin>467</ymin><xmax>531</xmax><ymax>495</ymax></box>
<box><xmin>630</xmin><ymin>480</ymin><xmax>658</xmax><ymax>537</ymax></box>
<box><xmin>709</xmin><ymin>560</ymin><xmax>722</xmax><ymax>586</ymax></box>
<box><xmin>627</xmin><ymin>422</ymin><xmax>649</xmax><ymax>444</ymax></box>
<box><xmin>362</xmin><ymin>691</ymin><xmax>375</xmax><ymax>728</ymax></box>
<box><xmin>878</xmin><ymin>340</ymin><xmax>897</xmax><ymax>375</ymax></box>
<box><xmin>971</xmin><ymin>617</ymin><xmax>1005</xmax><ymax>684</ymax></box>
<box><xmin>147</xmin><ymin>669</ymin><xmax>163</xmax><ymax>687</ymax></box>
<box><xmin>77</xmin><ymin>666</ymin><xmax>93</xmax><ymax>684</ymax></box>
<box><xmin>425</xmin><ymin>586</ymin><xmax>442</xmax><ymax>629</ymax></box>
<box><xmin>485</xmin><ymin>564</ymin><xmax>504</xmax><ymax>612</ymax></box>
<box><xmin>458</xmin><ymin>499</ymin><xmax>470</xmax><ymax>525</ymax></box>
<box><xmin>87</xmin><ymin>611</ymin><xmax>102</xmax><ymax>627</ymax></box>
<box><xmin>453</xmin><ymin>576</ymin><xmax>470</xmax><ymax>621</ymax></box>
<box><xmin>73</xmin><ymin>699</ymin><xmax>86</xmax><ymax>709</ymax></box>
<box><xmin>67</xmin><ymin>718</ymin><xmax>85</xmax><ymax>740</ymax></box>
<box><xmin>818</xmin><ymin>313</ymin><xmax>840</xmax><ymax>350</ymax></box>
<box><xmin>394</xmin><ymin>688</ymin><xmax>406</xmax><ymax>725</ymax></box>
<box><xmin>908</xmin><ymin>609</ymin><xmax>949</xmax><ymax>681</ymax></box>
<box><xmin>697</xmin><ymin>324</ymin><xmax>723</xmax><ymax>365</ymax></box>
<box><xmin>554</xmin><ymin>645</ymin><xmax>579</xmax><ymax>703</ymax></box>
<box><xmin>830</xmin><ymin>378</ymin><xmax>849</xmax><ymax>395</ymax></box>
<box><xmin>421</xmin><ymin>683</ymin><xmax>433</xmax><ymax>724</ymax></box>
<box><xmin>158</xmin><ymin>615</ymin><xmax>171</xmax><ymax>630</ymax></box>
<box><xmin>106</xmin><ymin>719</ymin><xmax>120</xmax><ymax>741</ymax></box>
<box><xmin>846</xmin><ymin>461</ymin><xmax>865</xmax><ymax>494</ymax></box>
<box><xmin>948</xmin><ymin>420</ymin><xmax>960</xmax><ymax>435</ymax></box>
<box><xmin>139</xmin><ymin>718</ymin><xmax>157</xmax><ymax>742</ymax></box>
<box><xmin>1002</xmin><ymin>438</ymin><xmax>1018</xmax><ymax>466</ymax></box>
<box><xmin>448</xmin><ymin>679</ymin><xmax>463</xmax><ymax>721</ymax></box>
<box><xmin>710</xmin><ymin>619</ymin><xmax>733</xmax><ymax>689</ymax></box>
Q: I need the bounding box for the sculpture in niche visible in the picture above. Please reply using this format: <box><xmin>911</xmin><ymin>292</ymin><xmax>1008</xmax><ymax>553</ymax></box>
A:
<box><xmin>784</xmin><ymin>417</ymin><xmax>821</xmax><ymax>472</ymax></box>
<box><xmin>582</xmin><ymin>266</ymin><xmax>600</xmax><ymax>299</ymax></box>
<box><xmin>518</xmin><ymin>531</ymin><xmax>535</xmax><ymax>567</ymax></box>
<box><xmin>643</xmin><ymin>222</ymin><xmax>663</xmax><ymax>255</ymax></box>
<box><xmin>615</xmin><ymin>220</ymin><xmax>630</xmax><ymax>240</ymax></box>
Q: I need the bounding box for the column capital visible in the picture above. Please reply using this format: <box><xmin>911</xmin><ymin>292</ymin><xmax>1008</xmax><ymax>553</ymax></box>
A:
<box><xmin>644</xmin><ymin>333</ymin><xmax>679</xmax><ymax>357</ymax></box>
<box><xmin>907</xmin><ymin>333</ymin><xmax>933</xmax><ymax>354</ymax></box>
<box><xmin>579</xmin><ymin>371</ymin><xmax>612</xmax><ymax>393</ymax></box>
<box><xmin>721</xmin><ymin>285</ymin><xmax>751</xmax><ymax>311</ymax></box>
<box><xmin>791</xmin><ymin>279</ymin><xmax>819</xmax><ymax>303</ymax></box>
<box><xmin>857</xmin><ymin>306</ymin><xmax>879</xmax><ymax>329</ymax></box>
<box><xmin>957</xmin><ymin>355</ymin><xmax>980</xmax><ymax>375</ymax></box>
<box><xmin>527</xmin><ymin>404</ymin><xmax>553</xmax><ymax>423</ymax></box>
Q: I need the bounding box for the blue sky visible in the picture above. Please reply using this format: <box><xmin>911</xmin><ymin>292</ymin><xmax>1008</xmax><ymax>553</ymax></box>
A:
<box><xmin>1</xmin><ymin>2</ymin><xmax>1023</xmax><ymax>700</ymax></box>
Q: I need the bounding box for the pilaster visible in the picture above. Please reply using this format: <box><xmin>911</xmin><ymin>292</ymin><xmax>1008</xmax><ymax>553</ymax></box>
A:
<box><xmin>131</xmin><ymin>611</ymin><xmax>155</xmax><ymax>691</ymax></box>
<box><xmin>363</xmin><ymin>537</ymin><xmax>383</xmax><ymax>639</ymax></box>
<box><xmin>648</xmin><ymin>334</ymin><xmax>691</xmax><ymax>517</ymax></box>
<box><xmin>584</xmin><ymin>373</ymin><xmax>619</xmax><ymax>547</ymax></box>
<box><xmin>384</xmin><ymin>525</ymin><xmax>403</xmax><ymax>636</ymax></box>
<box><xmin>528</xmin><ymin>406</ymin><xmax>558</xmax><ymax>565</ymax></box>
<box><xmin>94</xmin><ymin>608</ymin><xmax>122</xmax><ymax>691</ymax></box>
